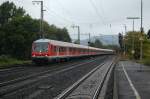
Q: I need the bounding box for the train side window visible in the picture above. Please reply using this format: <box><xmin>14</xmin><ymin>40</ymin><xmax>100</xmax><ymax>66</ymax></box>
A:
<box><xmin>63</xmin><ymin>47</ymin><xmax>65</xmax><ymax>52</ymax></box>
<box><xmin>60</xmin><ymin>47</ymin><xmax>62</xmax><ymax>52</ymax></box>
<box><xmin>74</xmin><ymin>48</ymin><xmax>76</xmax><ymax>52</ymax></box>
<box><xmin>54</xmin><ymin>46</ymin><xmax>56</xmax><ymax>52</ymax></box>
<box><xmin>62</xmin><ymin>47</ymin><xmax>64</xmax><ymax>52</ymax></box>
<box><xmin>70</xmin><ymin>48</ymin><xmax>73</xmax><ymax>52</ymax></box>
<box><xmin>59</xmin><ymin>47</ymin><xmax>62</xmax><ymax>52</ymax></box>
<box><xmin>64</xmin><ymin>47</ymin><xmax>66</xmax><ymax>52</ymax></box>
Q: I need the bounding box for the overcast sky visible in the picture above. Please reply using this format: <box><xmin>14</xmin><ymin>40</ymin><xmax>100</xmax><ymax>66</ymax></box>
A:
<box><xmin>1</xmin><ymin>0</ymin><xmax>150</xmax><ymax>40</ymax></box>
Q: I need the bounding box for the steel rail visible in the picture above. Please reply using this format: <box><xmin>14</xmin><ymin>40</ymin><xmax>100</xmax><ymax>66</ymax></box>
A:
<box><xmin>92</xmin><ymin>58</ymin><xmax>116</xmax><ymax>99</ymax></box>
<box><xmin>55</xmin><ymin>57</ymin><xmax>116</xmax><ymax>99</ymax></box>
<box><xmin>55</xmin><ymin>62</ymin><xmax>106</xmax><ymax>99</ymax></box>
<box><xmin>0</xmin><ymin>57</ymin><xmax>103</xmax><ymax>96</ymax></box>
<box><xmin>0</xmin><ymin>57</ymin><xmax>99</xmax><ymax>87</ymax></box>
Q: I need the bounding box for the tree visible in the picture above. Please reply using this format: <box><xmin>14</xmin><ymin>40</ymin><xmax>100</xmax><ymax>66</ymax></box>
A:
<box><xmin>118</xmin><ymin>33</ymin><xmax>123</xmax><ymax>49</ymax></box>
<box><xmin>88</xmin><ymin>39</ymin><xmax>103</xmax><ymax>48</ymax></box>
<box><xmin>89</xmin><ymin>42</ymin><xmax>95</xmax><ymax>47</ymax></box>
<box><xmin>0</xmin><ymin>1</ymin><xmax>72</xmax><ymax>59</ymax></box>
<box><xmin>94</xmin><ymin>39</ymin><xmax>103</xmax><ymax>48</ymax></box>
<box><xmin>0</xmin><ymin>15</ymin><xmax>39</xmax><ymax>59</ymax></box>
<box><xmin>45</xmin><ymin>24</ymin><xmax>72</xmax><ymax>42</ymax></box>
<box><xmin>124</xmin><ymin>31</ymin><xmax>145</xmax><ymax>59</ymax></box>
<box><xmin>0</xmin><ymin>1</ymin><xmax>25</xmax><ymax>27</ymax></box>
<box><xmin>147</xmin><ymin>29</ymin><xmax>150</xmax><ymax>39</ymax></box>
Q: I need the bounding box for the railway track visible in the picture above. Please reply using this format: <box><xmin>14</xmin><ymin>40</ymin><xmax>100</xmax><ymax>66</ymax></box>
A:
<box><xmin>0</xmin><ymin>56</ymin><xmax>108</xmax><ymax>99</ymax></box>
<box><xmin>0</xmin><ymin>57</ymin><xmax>94</xmax><ymax>83</ymax></box>
<box><xmin>55</xmin><ymin>56</ymin><xmax>117</xmax><ymax>99</ymax></box>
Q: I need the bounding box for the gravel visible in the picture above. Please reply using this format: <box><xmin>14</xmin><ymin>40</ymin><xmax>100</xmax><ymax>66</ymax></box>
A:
<box><xmin>1</xmin><ymin>56</ymin><xmax>108</xmax><ymax>99</ymax></box>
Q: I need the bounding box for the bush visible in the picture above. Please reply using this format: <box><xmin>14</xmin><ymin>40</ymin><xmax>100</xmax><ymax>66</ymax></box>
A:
<box><xmin>142</xmin><ymin>58</ymin><xmax>150</xmax><ymax>66</ymax></box>
<box><xmin>0</xmin><ymin>55</ymin><xmax>29</xmax><ymax>68</ymax></box>
<box><xmin>0</xmin><ymin>55</ymin><xmax>12</xmax><ymax>62</ymax></box>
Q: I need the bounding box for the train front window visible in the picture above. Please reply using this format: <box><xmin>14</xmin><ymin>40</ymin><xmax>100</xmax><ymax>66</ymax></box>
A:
<box><xmin>33</xmin><ymin>42</ymin><xmax>48</xmax><ymax>52</ymax></box>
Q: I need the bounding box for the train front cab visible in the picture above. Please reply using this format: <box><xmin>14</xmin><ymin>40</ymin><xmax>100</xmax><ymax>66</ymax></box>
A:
<box><xmin>31</xmin><ymin>42</ymin><xmax>52</xmax><ymax>64</ymax></box>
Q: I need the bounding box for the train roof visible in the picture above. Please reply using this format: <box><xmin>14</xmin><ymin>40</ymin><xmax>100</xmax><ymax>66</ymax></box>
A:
<box><xmin>34</xmin><ymin>39</ymin><xmax>114</xmax><ymax>52</ymax></box>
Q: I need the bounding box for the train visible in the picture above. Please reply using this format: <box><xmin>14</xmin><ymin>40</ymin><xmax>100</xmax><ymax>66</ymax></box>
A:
<box><xmin>31</xmin><ymin>39</ymin><xmax>114</xmax><ymax>64</ymax></box>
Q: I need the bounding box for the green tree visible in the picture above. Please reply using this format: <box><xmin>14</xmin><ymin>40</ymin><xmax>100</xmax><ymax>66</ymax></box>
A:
<box><xmin>0</xmin><ymin>1</ymin><xmax>72</xmax><ymax>59</ymax></box>
<box><xmin>0</xmin><ymin>1</ymin><xmax>25</xmax><ymax>27</ymax></box>
<box><xmin>89</xmin><ymin>42</ymin><xmax>95</xmax><ymax>47</ymax></box>
<box><xmin>124</xmin><ymin>31</ymin><xmax>145</xmax><ymax>59</ymax></box>
<box><xmin>118</xmin><ymin>33</ymin><xmax>123</xmax><ymax>50</ymax></box>
<box><xmin>88</xmin><ymin>39</ymin><xmax>103</xmax><ymax>48</ymax></box>
<box><xmin>142</xmin><ymin>38</ymin><xmax>150</xmax><ymax>64</ymax></box>
<box><xmin>94</xmin><ymin>39</ymin><xmax>103</xmax><ymax>48</ymax></box>
<box><xmin>0</xmin><ymin>15</ymin><xmax>39</xmax><ymax>59</ymax></box>
<box><xmin>147</xmin><ymin>29</ymin><xmax>150</xmax><ymax>39</ymax></box>
<box><xmin>45</xmin><ymin>24</ymin><xmax>71</xmax><ymax>42</ymax></box>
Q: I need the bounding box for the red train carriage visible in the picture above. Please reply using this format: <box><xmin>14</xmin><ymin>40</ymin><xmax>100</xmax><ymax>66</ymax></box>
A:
<box><xmin>31</xmin><ymin>39</ymin><xmax>114</xmax><ymax>63</ymax></box>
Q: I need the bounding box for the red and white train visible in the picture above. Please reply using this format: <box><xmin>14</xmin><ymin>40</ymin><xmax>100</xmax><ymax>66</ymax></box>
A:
<box><xmin>31</xmin><ymin>39</ymin><xmax>114</xmax><ymax>63</ymax></box>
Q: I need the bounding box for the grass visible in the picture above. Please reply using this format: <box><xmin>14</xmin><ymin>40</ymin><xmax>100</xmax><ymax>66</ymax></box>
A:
<box><xmin>141</xmin><ymin>40</ymin><xmax>150</xmax><ymax>66</ymax></box>
<box><xmin>141</xmin><ymin>58</ymin><xmax>150</xmax><ymax>66</ymax></box>
<box><xmin>0</xmin><ymin>55</ymin><xmax>31</xmax><ymax>69</ymax></box>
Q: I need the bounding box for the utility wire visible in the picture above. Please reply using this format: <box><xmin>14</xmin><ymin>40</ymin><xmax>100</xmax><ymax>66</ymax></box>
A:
<box><xmin>55</xmin><ymin>0</ymin><xmax>73</xmax><ymax>17</ymax></box>
<box><xmin>55</xmin><ymin>0</ymin><xmax>79</xmax><ymax>24</ymax></box>
<box><xmin>89</xmin><ymin>0</ymin><xmax>105</xmax><ymax>25</ymax></box>
<box><xmin>45</xmin><ymin>6</ymin><xmax>74</xmax><ymax>25</ymax></box>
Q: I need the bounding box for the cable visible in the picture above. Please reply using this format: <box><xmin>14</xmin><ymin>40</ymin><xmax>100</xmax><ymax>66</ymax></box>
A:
<box><xmin>45</xmin><ymin>6</ymin><xmax>74</xmax><ymax>25</ymax></box>
<box><xmin>89</xmin><ymin>0</ymin><xmax>105</xmax><ymax>25</ymax></box>
<box><xmin>55</xmin><ymin>0</ymin><xmax>73</xmax><ymax>17</ymax></box>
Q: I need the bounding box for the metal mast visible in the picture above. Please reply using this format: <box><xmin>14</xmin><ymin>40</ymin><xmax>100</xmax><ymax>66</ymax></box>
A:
<box><xmin>32</xmin><ymin>1</ymin><xmax>45</xmax><ymax>38</ymax></box>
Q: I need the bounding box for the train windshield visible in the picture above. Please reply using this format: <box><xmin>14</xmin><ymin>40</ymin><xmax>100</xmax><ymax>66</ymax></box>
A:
<box><xmin>33</xmin><ymin>42</ymin><xmax>48</xmax><ymax>52</ymax></box>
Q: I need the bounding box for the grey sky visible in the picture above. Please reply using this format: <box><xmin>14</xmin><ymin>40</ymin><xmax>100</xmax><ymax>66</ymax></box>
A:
<box><xmin>1</xmin><ymin>0</ymin><xmax>150</xmax><ymax>40</ymax></box>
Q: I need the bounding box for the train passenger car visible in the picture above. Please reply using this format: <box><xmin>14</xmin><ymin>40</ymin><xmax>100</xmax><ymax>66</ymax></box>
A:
<box><xmin>31</xmin><ymin>39</ymin><xmax>114</xmax><ymax>63</ymax></box>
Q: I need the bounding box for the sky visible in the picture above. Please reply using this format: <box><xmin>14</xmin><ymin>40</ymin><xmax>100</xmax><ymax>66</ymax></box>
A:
<box><xmin>0</xmin><ymin>0</ymin><xmax>150</xmax><ymax>40</ymax></box>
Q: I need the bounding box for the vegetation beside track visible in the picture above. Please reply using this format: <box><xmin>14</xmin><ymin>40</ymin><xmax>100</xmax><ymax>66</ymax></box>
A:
<box><xmin>120</xmin><ymin>31</ymin><xmax>150</xmax><ymax>65</ymax></box>
<box><xmin>141</xmin><ymin>39</ymin><xmax>150</xmax><ymax>65</ymax></box>
<box><xmin>0</xmin><ymin>55</ymin><xmax>31</xmax><ymax>69</ymax></box>
<box><xmin>0</xmin><ymin>1</ymin><xmax>71</xmax><ymax>60</ymax></box>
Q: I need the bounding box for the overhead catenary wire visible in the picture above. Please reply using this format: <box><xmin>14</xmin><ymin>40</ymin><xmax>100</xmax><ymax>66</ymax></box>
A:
<box><xmin>55</xmin><ymin>0</ymin><xmax>74</xmax><ymax>18</ymax></box>
<box><xmin>45</xmin><ymin>0</ymin><xmax>112</xmax><ymax>28</ymax></box>
<box><xmin>89</xmin><ymin>0</ymin><xmax>105</xmax><ymax>25</ymax></box>
<box><xmin>44</xmin><ymin>6</ymin><xmax>75</xmax><ymax>26</ymax></box>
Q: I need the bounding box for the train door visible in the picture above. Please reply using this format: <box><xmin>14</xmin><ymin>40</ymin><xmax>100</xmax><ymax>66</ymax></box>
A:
<box><xmin>48</xmin><ymin>43</ymin><xmax>52</xmax><ymax>56</ymax></box>
<box><xmin>51</xmin><ymin>45</ymin><xmax>57</xmax><ymax>56</ymax></box>
<box><xmin>56</xmin><ymin>46</ymin><xmax>59</xmax><ymax>56</ymax></box>
<box><xmin>66</xmin><ymin>47</ymin><xmax>69</xmax><ymax>56</ymax></box>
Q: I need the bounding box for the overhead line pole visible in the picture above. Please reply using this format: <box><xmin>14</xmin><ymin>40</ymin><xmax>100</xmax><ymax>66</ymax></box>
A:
<box><xmin>141</xmin><ymin>0</ymin><xmax>143</xmax><ymax>33</ymax></box>
<box><xmin>138</xmin><ymin>0</ymin><xmax>144</xmax><ymax>72</ymax></box>
<box><xmin>72</xmin><ymin>25</ymin><xmax>80</xmax><ymax>44</ymax></box>
<box><xmin>87</xmin><ymin>33</ymin><xmax>91</xmax><ymax>56</ymax></box>
<box><xmin>126</xmin><ymin>17</ymin><xmax>140</xmax><ymax>58</ymax></box>
<box><xmin>140</xmin><ymin>0</ymin><xmax>143</xmax><ymax>61</ymax></box>
<box><xmin>127</xmin><ymin>17</ymin><xmax>140</xmax><ymax>32</ymax></box>
<box><xmin>123</xmin><ymin>24</ymin><xmax>127</xmax><ymax>56</ymax></box>
<box><xmin>89</xmin><ymin>33</ymin><xmax>91</xmax><ymax>44</ymax></box>
<box><xmin>32</xmin><ymin>1</ymin><xmax>46</xmax><ymax>38</ymax></box>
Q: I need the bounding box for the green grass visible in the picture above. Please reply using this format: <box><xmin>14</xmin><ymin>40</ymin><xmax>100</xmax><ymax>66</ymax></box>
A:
<box><xmin>141</xmin><ymin>39</ymin><xmax>150</xmax><ymax>66</ymax></box>
<box><xmin>125</xmin><ymin>38</ymin><xmax>150</xmax><ymax>66</ymax></box>
<box><xmin>0</xmin><ymin>55</ymin><xmax>31</xmax><ymax>69</ymax></box>
<box><xmin>141</xmin><ymin>58</ymin><xmax>150</xmax><ymax>66</ymax></box>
